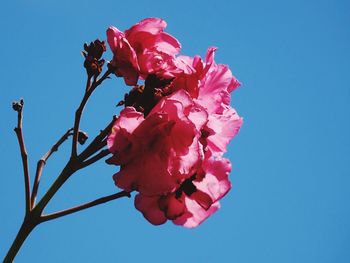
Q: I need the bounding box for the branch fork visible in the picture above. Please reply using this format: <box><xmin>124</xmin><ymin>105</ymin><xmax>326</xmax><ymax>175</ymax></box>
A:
<box><xmin>4</xmin><ymin>68</ymin><xmax>128</xmax><ymax>263</ymax></box>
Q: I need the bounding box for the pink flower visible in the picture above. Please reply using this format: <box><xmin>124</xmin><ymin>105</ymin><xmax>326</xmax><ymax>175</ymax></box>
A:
<box><xmin>125</xmin><ymin>18</ymin><xmax>180</xmax><ymax>56</ymax></box>
<box><xmin>107</xmin><ymin>90</ymin><xmax>207</xmax><ymax>195</ymax></box>
<box><xmin>108</xmin><ymin>87</ymin><xmax>239</xmax><ymax>228</ymax></box>
<box><xmin>203</xmin><ymin>107</ymin><xmax>243</xmax><ymax>156</ymax></box>
<box><xmin>169</xmin><ymin>47</ymin><xmax>218</xmax><ymax>98</ymax></box>
<box><xmin>197</xmin><ymin>61</ymin><xmax>241</xmax><ymax>115</ymax></box>
<box><xmin>172</xmin><ymin>47</ymin><xmax>241</xmax><ymax>113</ymax></box>
<box><xmin>134</xmin><ymin>157</ymin><xmax>232</xmax><ymax>228</ymax></box>
<box><xmin>107</xmin><ymin>19</ymin><xmax>243</xmax><ymax>228</ymax></box>
<box><xmin>106</xmin><ymin>27</ymin><xmax>139</xmax><ymax>86</ymax></box>
<box><xmin>107</xmin><ymin>18</ymin><xmax>181</xmax><ymax>85</ymax></box>
<box><xmin>171</xmin><ymin>47</ymin><xmax>243</xmax><ymax>155</ymax></box>
<box><xmin>196</xmin><ymin>51</ymin><xmax>243</xmax><ymax>155</ymax></box>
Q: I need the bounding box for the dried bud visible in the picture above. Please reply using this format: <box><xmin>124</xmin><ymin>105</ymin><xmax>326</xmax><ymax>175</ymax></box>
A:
<box><xmin>107</xmin><ymin>61</ymin><xmax>116</xmax><ymax>71</ymax></box>
<box><xmin>78</xmin><ymin>131</ymin><xmax>89</xmax><ymax>145</ymax></box>
<box><xmin>83</xmin><ymin>39</ymin><xmax>106</xmax><ymax>60</ymax></box>
<box><xmin>82</xmin><ymin>39</ymin><xmax>106</xmax><ymax>78</ymax></box>
<box><xmin>12</xmin><ymin>99</ymin><xmax>24</xmax><ymax>112</ymax></box>
<box><xmin>116</xmin><ymin>100</ymin><xmax>125</xmax><ymax>107</ymax></box>
<box><xmin>122</xmin><ymin>75</ymin><xmax>174</xmax><ymax>116</ymax></box>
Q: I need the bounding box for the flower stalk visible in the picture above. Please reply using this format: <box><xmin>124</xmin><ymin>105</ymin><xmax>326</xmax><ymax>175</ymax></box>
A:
<box><xmin>4</xmin><ymin>67</ymin><xmax>124</xmax><ymax>262</ymax></box>
<box><xmin>12</xmin><ymin>99</ymin><xmax>31</xmax><ymax>214</ymax></box>
<box><xmin>31</xmin><ymin>128</ymin><xmax>74</xmax><ymax>207</ymax></box>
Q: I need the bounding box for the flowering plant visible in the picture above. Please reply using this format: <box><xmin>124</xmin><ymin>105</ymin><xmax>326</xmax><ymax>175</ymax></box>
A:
<box><xmin>4</xmin><ymin>18</ymin><xmax>242</xmax><ymax>262</ymax></box>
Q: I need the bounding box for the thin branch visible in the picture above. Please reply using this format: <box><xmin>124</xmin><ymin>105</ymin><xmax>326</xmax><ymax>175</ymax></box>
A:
<box><xmin>78</xmin><ymin>115</ymin><xmax>116</xmax><ymax>161</ymax></box>
<box><xmin>94</xmin><ymin>69</ymin><xmax>112</xmax><ymax>86</ymax></box>
<box><xmin>34</xmin><ymin>161</ymin><xmax>75</xmax><ymax>216</ymax></box>
<box><xmin>85</xmin><ymin>74</ymin><xmax>92</xmax><ymax>92</ymax></box>
<box><xmin>40</xmin><ymin>191</ymin><xmax>131</xmax><ymax>222</ymax></box>
<box><xmin>13</xmin><ymin>99</ymin><xmax>31</xmax><ymax>213</ymax></box>
<box><xmin>71</xmin><ymin>82</ymin><xmax>92</xmax><ymax>158</ymax></box>
<box><xmin>71</xmin><ymin>69</ymin><xmax>111</xmax><ymax>158</ymax></box>
<box><xmin>31</xmin><ymin>128</ymin><xmax>74</xmax><ymax>207</ymax></box>
<box><xmin>35</xmin><ymin>70</ymin><xmax>113</xmax><ymax>215</ymax></box>
<box><xmin>79</xmin><ymin>149</ymin><xmax>110</xmax><ymax>169</ymax></box>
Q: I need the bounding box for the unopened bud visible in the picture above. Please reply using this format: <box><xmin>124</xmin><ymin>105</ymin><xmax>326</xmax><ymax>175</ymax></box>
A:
<box><xmin>116</xmin><ymin>100</ymin><xmax>125</xmax><ymax>107</ymax></box>
<box><xmin>12</xmin><ymin>99</ymin><xmax>24</xmax><ymax>112</ymax></box>
<box><xmin>83</xmin><ymin>39</ymin><xmax>106</xmax><ymax>78</ymax></box>
<box><xmin>78</xmin><ymin>131</ymin><xmax>89</xmax><ymax>145</ymax></box>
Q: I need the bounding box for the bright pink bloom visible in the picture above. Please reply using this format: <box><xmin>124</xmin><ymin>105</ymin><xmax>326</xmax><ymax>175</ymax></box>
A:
<box><xmin>125</xmin><ymin>18</ymin><xmax>180</xmax><ymax>57</ymax></box>
<box><xmin>107</xmin><ymin>18</ymin><xmax>181</xmax><ymax>85</ymax></box>
<box><xmin>197</xmin><ymin>53</ymin><xmax>243</xmax><ymax>155</ymax></box>
<box><xmin>203</xmin><ymin>107</ymin><xmax>243</xmax><ymax>156</ymax></box>
<box><xmin>107</xmin><ymin>90</ymin><xmax>207</xmax><ymax>195</ymax></box>
<box><xmin>171</xmin><ymin>47</ymin><xmax>243</xmax><ymax>155</ymax></box>
<box><xmin>107</xmin><ymin>19</ymin><xmax>243</xmax><ymax>228</ymax></box>
<box><xmin>169</xmin><ymin>47</ymin><xmax>218</xmax><ymax>98</ymax></box>
<box><xmin>106</xmin><ymin>27</ymin><xmax>139</xmax><ymax>86</ymax></box>
<box><xmin>172</xmin><ymin>47</ymin><xmax>241</xmax><ymax>111</ymax></box>
<box><xmin>135</xmin><ymin>157</ymin><xmax>232</xmax><ymax>228</ymax></box>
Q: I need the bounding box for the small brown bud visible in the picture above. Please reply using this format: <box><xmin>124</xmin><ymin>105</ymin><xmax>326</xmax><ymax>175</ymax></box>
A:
<box><xmin>83</xmin><ymin>39</ymin><xmax>106</xmax><ymax>78</ymax></box>
<box><xmin>12</xmin><ymin>99</ymin><xmax>24</xmax><ymax>112</ymax></box>
<box><xmin>116</xmin><ymin>100</ymin><xmax>125</xmax><ymax>107</ymax></box>
<box><xmin>78</xmin><ymin>131</ymin><xmax>89</xmax><ymax>145</ymax></box>
<box><xmin>83</xmin><ymin>39</ymin><xmax>106</xmax><ymax>60</ymax></box>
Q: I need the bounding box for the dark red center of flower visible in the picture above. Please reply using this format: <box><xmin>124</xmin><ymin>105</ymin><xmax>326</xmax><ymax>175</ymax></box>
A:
<box><xmin>176</xmin><ymin>175</ymin><xmax>213</xmax><ymax>211</ymax></box>
<box><xmin>120</xmin><ymin>74</ymin><xmax>173</xmax><ymax>116</ymax></box>
<box><xmin>175</xmin><ymin>176</ymin><xmax>197</xmax><ymax>198</ymax></box>
<box><xmin>158</xmin><ymin>174</ymin><xmax>214</xmax><ymax>221</ymax></box>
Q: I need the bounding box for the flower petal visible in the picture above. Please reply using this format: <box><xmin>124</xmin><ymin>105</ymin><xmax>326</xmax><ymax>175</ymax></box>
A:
<box><xmin>173</xmin><ymin>197</ymin><xmax>220</xmax><ymax>228</ymax></box>
<box><xmin>107</xmin><ymin>107</ymin><xmax>144</xmax><ymax>159</ymax></box>
<box><xmin>197</xmin><ymin>64</ymin><xmax>236</xmax><ymax>114</ymax></box>
<box><xmin>194</xmin><ymin>157</ymin><xmax>232</xmax><ymax>202</ymax></box>
<box><xmin>135</xmin><ymin>194</ymin><xmax>167</xmax><ymax>225</ymax></box>
<box><xmin>106</xmin><ymin>26</ymin><xmax>140</xmax><ymax>85</ymax></box>
<box><xmin>205</xmin><ymin>107</ymin><xmax>243</xmax><ymax>155</ymax></box>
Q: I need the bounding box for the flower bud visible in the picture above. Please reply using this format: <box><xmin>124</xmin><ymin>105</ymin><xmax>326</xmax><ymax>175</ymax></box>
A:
<box><xmin>78</xmin><ymin>131</ymin><xmax>89</xmax><ymax>145</ymax></box>
<box><xmin>12</xmin><ymin>99</ymin><xmax>24</xmax><ymax>112</ymax></box>
<box><xmin>82</xmin><ymin>39</ymin><xmax>106</xmax><ymax>78</ymax></box>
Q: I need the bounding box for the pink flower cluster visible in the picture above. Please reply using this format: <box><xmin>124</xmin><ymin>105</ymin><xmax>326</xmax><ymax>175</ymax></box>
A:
<box><xmin>107</xmin><ymin>18</ymin><xmax>242</xmax><ymax>228</ymax></box>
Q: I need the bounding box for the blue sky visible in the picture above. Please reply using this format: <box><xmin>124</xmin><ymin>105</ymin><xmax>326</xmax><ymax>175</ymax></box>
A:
<box><xmin>1</xmin><ymin>0</ymin><xmax>349</xmax><ymax>262</ymax></box>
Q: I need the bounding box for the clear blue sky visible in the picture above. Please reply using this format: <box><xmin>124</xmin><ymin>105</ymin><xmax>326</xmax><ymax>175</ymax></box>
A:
<box><xmin>1</xmin><ymin>0</ymin><xmax>349</xmax><ymax>262</ymax></box>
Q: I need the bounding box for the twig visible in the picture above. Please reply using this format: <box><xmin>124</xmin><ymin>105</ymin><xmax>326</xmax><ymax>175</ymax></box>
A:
<box><xmin>78</xmin><ymin>115</ymin><xmax>116</xmax><ymax>161</ymax></box>
<box><xmin>13</xmin><ymin>99</ymin><xmax>31</xmax><ymax>213</ymax></box>
<box><xmin>71</xmin><ymin>69</ymin><xmax>111</xmax><ymax>158</ymax></box>
<box><xmin>36</xmin><ymin>70</ymin><xmax>113</xmax><ymax>213</ymax></box>
<box><xmin>85</xmin><ymin>75</ymin><xmax>92</xmax><ymax>92</ymax></box>
<box><xmin>31</xmin><ymin>128</ymin><xmax>74</xmax><ymax>207</ymax></box>
<box><xmin>41</xmin><ymin>191</ymin><xmax>131</xmax><ymax>222</ymax></box>
<box><xmin>5</xmin><ymin>67</ymin><xmax>116</xmax><ymax>262</ymax></box>
<box><xmin>94</xmin><ymin>69</ymin><xmax>111</xmax><ymax>86</ymax></box>
<box><xmin>71</xmin><ymin>82</ymin><xmax>92</xmax><ymax>158</ymax></box>
<box><xmin>79</xmin><ymin>149</ymin><xmax>110</xmax><ymax>169</ymax></box>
